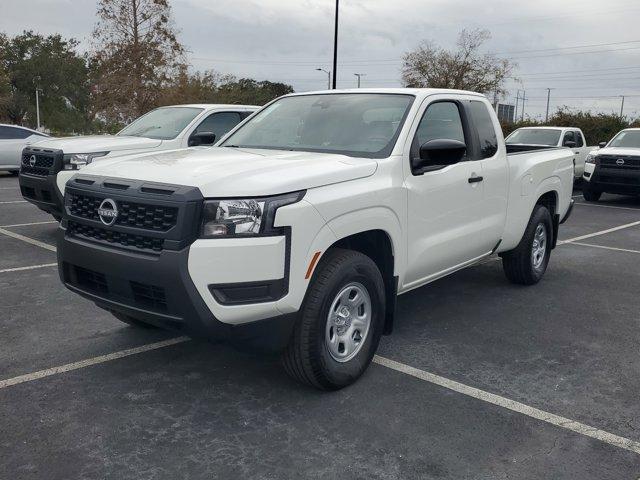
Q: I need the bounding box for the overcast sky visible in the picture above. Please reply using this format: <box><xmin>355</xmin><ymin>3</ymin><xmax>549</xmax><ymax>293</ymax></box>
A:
<box><xmin>2</xmin><ymin>0</ymin><xmax>640</xmax><ymax>121</ymax></box>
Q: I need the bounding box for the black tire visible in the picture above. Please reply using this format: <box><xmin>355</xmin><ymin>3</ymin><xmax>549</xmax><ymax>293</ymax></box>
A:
<box><xmin>111</xmin><ymin>311</ymin><xmax>158</xmax><ymax>329</ymax></box>
<box><xmin>52</xmin><ymin>214</ymin><xmax>62</xmax><ymax>222</ymax></box>
<box><xmin>582</xmin><ymin>185</ymin><xmax>602</xmax><ymax>202</ymax></box>
<box><xmin>9</xmin><ymin>170</ymin><xmax>19</xmax><ymax>176</ymax></box>
<box><xmin>501</xmin><ymin>205</ymin><xmax>553</xmax><ymax>286</ymax></box>
<box><xmin>282</xmin><ymin>248</ymin><xmax>386</xmax><ymax>390</ymax></box>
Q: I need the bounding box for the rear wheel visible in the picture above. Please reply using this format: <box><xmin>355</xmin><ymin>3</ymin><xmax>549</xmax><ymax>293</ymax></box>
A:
<box><xmin>582</xmin><ymin>184</ymin><xmax>602</xmax><ymax>202</ymax></box>
<box><xmin>501</xmin><ymin>205</ymin><xmax>553</xmax><ymax>285</ymax></box>
<box><xmin>282</xmin><ymin>248</ymin><xmax>385</xmax><ymax>390</ymax></box>
<box><xmin>111</xmin><ymin>311</ymin><xmax>158</xmax><ymax>329</ymax></box>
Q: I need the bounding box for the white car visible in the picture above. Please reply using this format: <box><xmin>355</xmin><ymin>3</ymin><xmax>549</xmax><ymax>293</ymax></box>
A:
<box><xmin>19</xmin><ymin>104</ymin><xmax>258</xmax><ymax>219</ymax></box>
<box><xmin>0</xmin><ymin>124</ymin><xmax>49</xmax><ymax>174</ymax></box>
<box><xmin>57</xmin><ymin>88</ymin><xmax>574</xmax><ymax>390</ymax></box>
<box><xmin>505</xmin><ymin>126</ymin><xmax>596</xmax><ymax>179</ymax></box>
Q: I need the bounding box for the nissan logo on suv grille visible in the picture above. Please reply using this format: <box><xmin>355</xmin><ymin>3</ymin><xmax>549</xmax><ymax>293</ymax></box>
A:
<box><xmin>29</xmin><ymin>155</ymin><xmax>36</xmax><ymax>167</ymax></box>
<box><xmin>616</xmin><ymin>158</ymin><xmax>625</xmax><ymax>166</ymax></box>
<box><xmin>97</xmin><ymin>198</ymin><xmax>119</xmax><ymax>226</ymax></box>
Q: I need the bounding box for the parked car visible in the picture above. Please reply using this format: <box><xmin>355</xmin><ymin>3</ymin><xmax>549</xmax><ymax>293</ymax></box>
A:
<box><xmin>0</xmin><ymin>124</ymin><xmax>49</xmax><ymax>174</ymax></box>
<box><xmin>19</xmin><ymin>104</ymin><xmax>258</xmax><ymax>219</ymax></box>
<box><xmin>582</xmin><ymin>128</ymin><xmax>640</xmax><ymax>201</ymax></box>
<box><xmin>505</xmin><ymin>126</ymin><xmax>596</xmax><ymax>179</ymax></box>
<box><xmin>56</xmin><ymin>88</ymin><xmax>574</xmax><ymax>390</ymax></box>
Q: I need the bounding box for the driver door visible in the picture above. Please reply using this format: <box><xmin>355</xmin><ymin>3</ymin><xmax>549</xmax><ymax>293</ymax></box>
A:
<box><xmin>403</xmin><ymin>98</ymin><xmax>487</xmax><ymax>289</ymax></box>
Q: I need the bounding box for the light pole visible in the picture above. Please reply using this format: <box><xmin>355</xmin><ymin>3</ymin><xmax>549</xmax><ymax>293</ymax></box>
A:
<box><xmin>35</xmin><ymin>88</ymin><xmax>41</xmax><ymax>131</ymax></box>
<box><xmin>332</xmin><ymin>0</ymin><xmax>339</xmax><ymax>89</ymax></box>
<box><xmin>521</xmin><ymin>90</ymin><xmax>527</xmax><ymax>122</ymax></box>
<box><xmin>620</xmin><ymin>95</ymin><xmax>625</xmax><ymax>119</ymax></box>
<box><xmin>316</xmin><ymin>68</ymin><xmax>331</xmax><ymax>90</ymax></box>
<box><xmin>514</xmin><ymin>90</ymin><xmax>520</xmax><ymax>122</ymax></box>
<box><xmin>545</xmin><ymin>88</ymin><xmax>552</xmax><ymax>122</ymax></box>
<box><xmin>354</xmin><ymin>73</ymin><xmax>366</xmax><ymax>88</ymax></box>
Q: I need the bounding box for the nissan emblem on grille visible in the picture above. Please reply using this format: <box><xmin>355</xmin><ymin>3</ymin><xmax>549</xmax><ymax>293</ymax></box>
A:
<box><xmin>97</xmin><ymin>198</ymin><xmax>119</xmax><ymax>226</ymax></box>
<box><xmin>29</xmin><ymin>155</ymin><xmax>36</xmax><ymax>167</ymax></box>
<box><xmin>616</xmin><ymin>159</ymin><xmax>625</xmax><ymax>166</ymax></box>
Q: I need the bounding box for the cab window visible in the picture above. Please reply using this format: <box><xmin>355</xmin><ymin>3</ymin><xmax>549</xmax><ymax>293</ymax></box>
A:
<box><xmin>468</xmin><ymin>101</ymin><xmax>498</xmax><ymax>158</ymax></box>
<box><xmin>194</xmin><ymin>112</ymin><xmax>244</xmax><ymax>140</ymax></box>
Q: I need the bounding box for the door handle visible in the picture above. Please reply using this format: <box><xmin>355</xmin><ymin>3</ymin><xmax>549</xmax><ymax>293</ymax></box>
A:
<box><xmin>574</xmin><ymin>151</ymin><xmax>580</xmax><ymax>154</ymax></box>
<box><xmin>468</xmin><ymin>176</ymin><xmax>483</xmax><ymax>183</ymax></box>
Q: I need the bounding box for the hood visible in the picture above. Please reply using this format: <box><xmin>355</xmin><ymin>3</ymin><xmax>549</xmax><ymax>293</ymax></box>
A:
<box><xmin>32</xmin><ymin>135</ymin><xmax>162</xmax><ymax>154</ymax></box>
<box><xmin>80</xmin><ymin>147</ymin><xmax>378</xmax><ymax>197</ymax></box>
<box><xmin>595</xmin><ymin>147</ymin><xmax>640</xmax><ymax>157</ymax></box>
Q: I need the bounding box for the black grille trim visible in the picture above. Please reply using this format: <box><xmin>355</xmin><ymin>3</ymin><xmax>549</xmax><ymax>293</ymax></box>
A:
<box><xmin>67</xmin><ymin>193</ymin><xmax>179</xmax><ymax>232</ymax></box>
<box><xmin>68</xmin><ymin>220</ymin><xmax>165</xmax><ymax>253</ymax></box>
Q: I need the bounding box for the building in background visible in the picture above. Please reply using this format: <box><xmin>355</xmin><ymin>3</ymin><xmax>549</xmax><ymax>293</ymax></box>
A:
<box><xmin>497</xmin><ymin>103</ymin><xmax>516</xmax><ymax>123</ymax></box>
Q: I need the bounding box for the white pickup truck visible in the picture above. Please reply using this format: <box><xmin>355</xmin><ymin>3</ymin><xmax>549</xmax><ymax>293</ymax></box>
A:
<box><xmin>19</xmin><ymin>104</ymin><xmax>258</xmax><ymax>219</ymax></box>
<box><xmin>57</xmin><ymin>89</ymin><xmax>574</xmax><ymax>390</ymax></box>
<box><xmin>505</xmin><ymin>126</ymin><xmax>595</xmax><ymax>179</ymax></box>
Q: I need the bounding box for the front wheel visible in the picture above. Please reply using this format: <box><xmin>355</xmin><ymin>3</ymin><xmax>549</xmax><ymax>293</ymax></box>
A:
<box><xmin>282</xmin><ymin>248</ymin><xmax>385</xmax><ymax>390</ymax></box>
<box><xmin>501</xmin><ymin>205</ymin><xmax>553</xmax><ymax>285</ymax></box>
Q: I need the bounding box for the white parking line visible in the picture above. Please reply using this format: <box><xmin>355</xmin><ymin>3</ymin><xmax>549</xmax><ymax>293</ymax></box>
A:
<box><xmin>0</xmin><ymin>221</ymin><xmax>56</xmax><ymax>228</ymax></box>
<box><xmin>374</xmin><ymin>355</ymin><xmax>640</xmax><ymax>456</ymax></box>
<box><xmin>570</xmin><ymin>242</ymin><xmax>640</xmax><ymax>255</ymax></box>
<box><xmin>0</xmin><ymin>187</ymin><xmax>19</xmax><ymax>190</ymax></box>
<box><xmin>574</xmin><ymin>202</ymin><xmax>640</xmax><ymax>212</ymax></box>
<box><xmin>0</xmin><ymin>227</ymin><xmax>56</xmax><ymax>252</ymax></box>
<box><xmin>0</xmin><ymin>200</ymin><xmax>27</xmax><ymax>204</ymax></box>
<box><xmin>0</xmin><ymin>337</ymin><xmax>190</xmax><ymax>389</ymax></box>
<box><xmin>0</xmin><ymin>263</ymin><xmax>57</xmax><ymax>274</ymax></box>
<box><xmin>559</xmin><ymin>220</ymin><xmax>640</xmax><ymax>245</ymax></box>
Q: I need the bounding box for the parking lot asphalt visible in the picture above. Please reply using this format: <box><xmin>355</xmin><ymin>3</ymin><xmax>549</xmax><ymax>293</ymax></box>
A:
<box><xmin>1</xmin><ymin>171</ymin><xmax>639</xmax><ymax>479</ymax></box>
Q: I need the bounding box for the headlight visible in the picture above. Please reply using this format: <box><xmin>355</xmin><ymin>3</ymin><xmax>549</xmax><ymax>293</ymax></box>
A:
<box><xmin>63</xmin><ymin>152</ymin><xmax>109</xmax><ymax>170</ymax></box>
<box><xmin>201</xmin><ymin>191</ymin><xmax>305</xmax><ymax>238</ymax></box>
<box><xmin>585</xmin><ymin>154</ymin><xmax>597</xmax><ymax>164</ymax></box>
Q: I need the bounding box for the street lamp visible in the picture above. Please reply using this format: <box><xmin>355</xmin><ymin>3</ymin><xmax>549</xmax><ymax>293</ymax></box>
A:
<box><xmin>316</xmin><ymin>68</ymin><xmax>331</xmax><ymax>90</ymax></box>
<box><xmin>354</xmin><ymin>73</ymin><xmax>366</xmax><ymax>88</ymax></box>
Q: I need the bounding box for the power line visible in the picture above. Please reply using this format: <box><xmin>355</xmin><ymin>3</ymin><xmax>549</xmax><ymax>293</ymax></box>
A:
<box><xmin>491</xmin><ymin>39</ymin><xmax>640</xmax><ymax>56</ymax></box>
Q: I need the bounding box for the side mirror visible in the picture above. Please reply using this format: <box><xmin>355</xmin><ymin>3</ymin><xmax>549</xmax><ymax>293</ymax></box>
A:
<box><xmin>412</xmin><ymin>139</ymin><xmax>466</xmax><ymax>173</ymax></box>
<box><xmin>563</xmin><ymin>140</ymin><xmax>577</xmax><ymax>148</ymax></box>
<box><xmin>189</xmin><ymin>131</ymin><xmax>216</xmax><ymax>147</ymax></box>
<box><xmin>598</xmin><ymin>141</ymin><xmax>607</xmax><ymax>148</ymax></box>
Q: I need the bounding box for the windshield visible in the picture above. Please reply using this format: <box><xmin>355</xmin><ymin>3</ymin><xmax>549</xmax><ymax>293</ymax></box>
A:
<box><xmin>506</xmin><ymin>128</ymin><xmax>562</xmax><ymax>146</ymax></box>
<box><xmin>221</xmin><ymin>93</ymin><xmax>414</xmax><ymax>158</ymax></box>
<box><xmin>118</xmin><ymin>107</ymin><xmax>203</xmax><ymax>140</ymax></box>
<box><xmin>607</xmin><ymin>130</ymin><xmax>640</xmax><ymax>148</ymax></box>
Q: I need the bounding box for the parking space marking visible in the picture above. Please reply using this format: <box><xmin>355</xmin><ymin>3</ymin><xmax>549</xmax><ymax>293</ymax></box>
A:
<box><xmin>570</xmin><ymin>242</ymin><xmax>640</xmax><ymax>254</ymax></box>
<box><xmin>0</xmin><ymin>337</ymin><xmax>189</xmax><ymax>389</ymax></box>
<box><xmin>0</xmin><ymin>227</ymin><xmax>56</xmax><ymax>252</ymax></box>
<box><xmin>0</xmin><ymin>186</ymin><xmax>19</xmax><ymax>190</ymax></box>
<box><xmin>0</xmin><ymin>200</ymin><xmax>27</xmax><ymax>204</ymax></box>
<box><xmin>574</xmin><ymin>202</ymin><xmax>640</xmax><ymax>212</ymax></box>
<box><xmin>559</xmin><ymin>220</ymin><xmax>640</xmax><ymax>245</ymax></box>
<box><xmin>0</xmin><ymin>220</ymin><xmax>56</xmax><ymax>228</ymax></box>
<box><xmin>0</xmin><ymin>263</ymin><xmax>57</xmax><ymax>274</ymax></box>
<box><xmin>374</xmin><ymin>355</ymin><xmax>640</xmax><ymax>455</ymax></box>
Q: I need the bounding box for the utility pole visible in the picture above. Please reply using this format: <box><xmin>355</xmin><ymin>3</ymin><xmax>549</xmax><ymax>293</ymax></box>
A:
<box><xmin>545</xmin><ymin>88</ymin><xmax>552</xmax><ymax>122</ymax></box>
<box><xmin>316</xmin><ymin>68</ymin><xmax>331</xmax><ymax>90</ymax></box>
<box><xmin>332</xmin><ymin>0</ymin><xmax>339</xmax><ymax>89</ymax></box>
<box><xmin>514</xmin><ymin>90</ymin><xmax>520</xmax><ymax>123</ymax></box>
<box><xmin>521</xmin><ymin>90</ymin><xmax>527</xmax><ymax>122</ymax></box>
<box><xmin>620</xmin><ymin>95</ymin><xmax>625</xmax><ymax>119</ymax></box>
<box><xmin>354</xmin><ymin>73</ymin><xmax>366</xmax><ymax>88</ymax></box>
<box><xmin>35</xmin><ymin>88</ymin><xmax>41</xmax><ymax>131</ymax></box>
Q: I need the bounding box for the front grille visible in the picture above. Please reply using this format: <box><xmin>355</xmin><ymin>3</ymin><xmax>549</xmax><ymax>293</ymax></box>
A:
<box><xmin>22</xmin><ymin>153</ymin><xmax>55</xmax><ymax>168</ymax></box>
<box><xmin>20</xmin><ymin>165</ymin><xmax>50</xmax><ymax>177</ymax></box>
<box><xmin>68</xmin><ymin>193</ymin><xmax>178</xmax><ymax>232</ymax></box>
<box><xmin>598</xmin><ymin>155</ymin><xmax>640</xmax><ymax>170</ymax></box>
<box><xmin>131</xmin><ymin>281</ymin><xmax>167</xmax><ymax>311</ymax></box>
<box><xmin>68</xmin><ymin>220</ymin><xmax>164</xmax><ymax>252</ymax></box>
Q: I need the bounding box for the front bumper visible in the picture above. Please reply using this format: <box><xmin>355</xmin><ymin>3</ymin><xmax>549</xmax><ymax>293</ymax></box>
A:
<box><xmin>583</xmin><ymin>158</ymin><xmax>640</xmax><ymax>195</ymax></box>
<box><xmin>57</xmin><ymin>228</ymin><xmax>297</xmax><ymax>351</ymax></box>
<box><xmin>19</xmin><ymin>172</ymin><xmax>64</xmax><ymax>217</ymax></box>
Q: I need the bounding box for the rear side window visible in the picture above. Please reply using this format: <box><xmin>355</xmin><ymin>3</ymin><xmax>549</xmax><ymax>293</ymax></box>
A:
<box><xmin>575</xmin><ymin>131</ymin><xmax>584</xmax><ymax>147</ymax></box>
<box><xmin>414</xmin><ymin>102</ymin><xmax>465</xmax><ymax>147</ymax></box>
<box><xmin>194</xmin><ymin>112</ymin><xmax>243</xmax><ymax>140</ymax></box>
<box><xmin>0</xmin><ymin>126</ymin><xmax>32</xmax><ymax>140</ymax></box>
<box><xmin>563</xmin><ymin>131</ymin><xmax>576</xmax><ymax>146</ymax></box>
<box><xmin>468</xmin><ymin>101</ymin><xmax>498</xmax><ymax>158</ymax></box>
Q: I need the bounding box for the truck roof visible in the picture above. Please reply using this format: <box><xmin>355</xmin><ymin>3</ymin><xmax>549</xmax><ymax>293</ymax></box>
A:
<box><xmin>159</xmin><ymin>104</ymin><xmax>260</xmax><ymax>109</ymax></box>
<box><xmin>286</xmin><ymin>88</ymin><xmax>487</xmax><ymax>100</ymax></box>
<box><xmin>515</xmin><ymin>126</ymin><xmax>581</xmax><ymax>131</ymax></box>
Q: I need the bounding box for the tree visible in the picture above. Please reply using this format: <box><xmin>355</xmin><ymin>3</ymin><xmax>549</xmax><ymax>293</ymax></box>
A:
<box><xmin>213</xmin><ymin>78</ymin><xmax>294</xmax><ymax>105</ymax></box>
<box><xmin>90</xmin><ymin>0</ymin><xmax>186</xmax><ymax>123</ymax></box>
<box><xmin>0</xmin><ymin>31</ymin><xmax>90</xmax><ymax>132</ymax></box>
<box><xmin>401</xmin><ymin>29</ymin><xmax>516</xmax><ymax>99</ymax></box>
